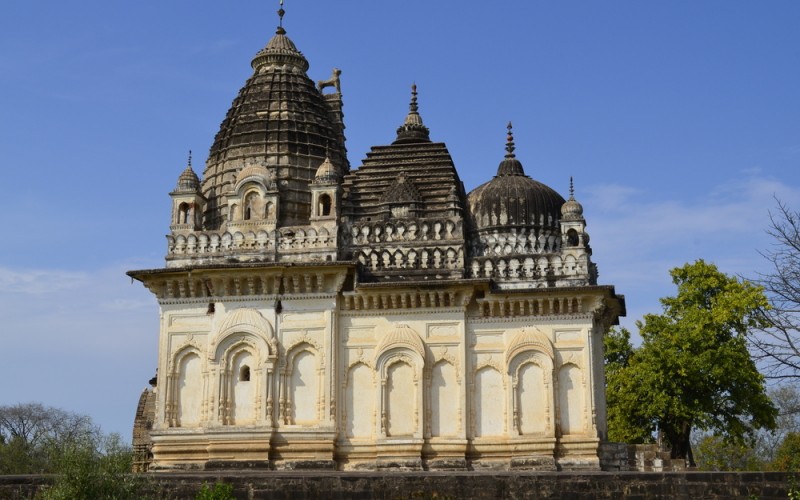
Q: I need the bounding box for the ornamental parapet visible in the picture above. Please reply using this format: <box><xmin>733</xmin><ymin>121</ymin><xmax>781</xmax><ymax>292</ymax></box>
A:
<box><xmin>166</xmin><ymin>225</ymin><xmax>338</xmax><ymax>268</ymax></box>
<box><xmin>468</xmin><ymin>254</ymin><xmax>592</xmax><ymax>288</ymax></box>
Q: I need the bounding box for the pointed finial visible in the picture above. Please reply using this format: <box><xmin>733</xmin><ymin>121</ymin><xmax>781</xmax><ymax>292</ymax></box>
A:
<box><xmin>505</xmin><ymin>122</ymin><xmax>516</xmax><ymax>158</ymax></box>
<box><xmin>403</xmin><ymin>83</ymin><xmax>423</xmax><ymax>126</ymax></box>
<box><xmin>569</xmin><ymin>176</ymin><xmax>574</xmax><ymax>198</ymax></box>
<box><xmin>188</xmin><ymin>150</ymin><xmax>192</xmax><ymax>167</ymax></box>
<box><xmin>394</xmin><ymin>83</ymin><xmax>430</xmax><ymax>144</ymax></box>
<box><xmin>276</xmin><ymin>0</ymin><xmax>286</xmax><ymax>35</ymax></box>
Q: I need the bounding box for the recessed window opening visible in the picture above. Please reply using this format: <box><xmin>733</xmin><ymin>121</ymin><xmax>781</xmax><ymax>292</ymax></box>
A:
<box><xmin>178</xmin><ymin>203</ymin><xmax>190</xmax><ymax>224</ymax></box>
<box><xmin>566</xmin><ymin>228</ymin><xmax>579</xmax><ymax>247</ymax></box>
<box><xmin>239</xmin><ymin>365</ymin><xmax>250</xmax><ymax>382</ymax></box>
<box><xmin>319</xmin><ymin>194</ymin><xmax>332</xmax><ymax>216</ymax></box>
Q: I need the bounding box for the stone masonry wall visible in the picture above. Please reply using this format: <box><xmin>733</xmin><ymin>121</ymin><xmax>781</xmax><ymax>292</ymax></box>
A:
<box><xmin>1</xmin><ymin>471</ymin><xmax>796</xmax><ymax>499</ymax></box>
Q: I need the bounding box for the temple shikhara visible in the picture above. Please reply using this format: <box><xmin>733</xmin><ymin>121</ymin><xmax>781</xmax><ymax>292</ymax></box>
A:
<box><xmin>129</xmin><ymin>7</ymin><xmax>624</xmax><ymax>472</ymax></box>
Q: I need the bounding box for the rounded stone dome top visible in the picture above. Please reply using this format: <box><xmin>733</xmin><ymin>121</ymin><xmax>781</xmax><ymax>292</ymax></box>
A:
<box><xmin>467</xmin><ymin>125</ymin><xmax>565</xmax><ymax>232</ymax></box>
<box><xmin>561</xmin><ymin>178</ymin><xmax>584</xmax><ymax>221</ymax></box>
<box><xmin>314</xmin><ymin>156</ymin><xmax>339</xmax><ymax>184</ymax></box>
<box><xmin>175</xmin><ymin>165</ymin><xmax>200</xmax><ymax>193</ymax></box>
<box><xmin>251</xmin><ymin>27</ymin><xmax>309</xmax><ymax>72</ymax></box>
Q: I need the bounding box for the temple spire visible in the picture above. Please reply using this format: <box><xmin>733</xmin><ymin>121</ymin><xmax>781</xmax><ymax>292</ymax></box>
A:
<box><xmin>569</xmin><ymin>176</ymin><xmax>575</xmax><ymax>199</ymax></box>
<box><xmin>187</xmin><ymin>150</ymin><xmax>192</xmax><ymax>168</ymax></box>
<box><xmin>278</xmin><ymin>0</ymin><xmax>285</xmax><ymax>29</ymax></box>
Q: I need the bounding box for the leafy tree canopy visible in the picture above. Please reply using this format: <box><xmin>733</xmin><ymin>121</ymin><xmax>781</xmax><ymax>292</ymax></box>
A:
<box><xmin>605</xmin><ymin>260</ymin><xmax>778</xmax><ymax>464</ymax></box>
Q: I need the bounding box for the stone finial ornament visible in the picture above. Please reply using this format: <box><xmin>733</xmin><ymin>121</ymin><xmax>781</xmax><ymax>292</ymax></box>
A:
<box><xmin>505</xmin><ymin>122</ymin><xmax>516</xmax><ymax>158</ymax></box>
<box><xmin>394</xmin><ymin>84</ymin><xmax>431</xmax><ymax>144</ymax></box>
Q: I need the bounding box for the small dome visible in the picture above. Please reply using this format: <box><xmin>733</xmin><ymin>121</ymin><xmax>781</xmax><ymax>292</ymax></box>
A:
<box><xmin>314</xmin><ymin>156</ymin><xmax>339</xmax><ymax>184</ymax></box>
<box><xmin>251</xmin><ymin>27</ymin><xmax>309</xmax><ymax>72</ymax></box>
<box><xmin>175</xmin><ymin>166</ymin><xmax>200</xmax><ymax>193</ymax></box>
<box><xmin>561</xmin><ymin>197</ymin><xmax>584</xmax><ymax>220</ymax></box>
<box><xmin>561</xmin><ymin>178</ymin><xmax>584</xmax><ymax>221</ymax></box>
<box><xmin>467</xmin><ymin>124</ymin><xmax>565</xmax><ymax>231</ymax></box>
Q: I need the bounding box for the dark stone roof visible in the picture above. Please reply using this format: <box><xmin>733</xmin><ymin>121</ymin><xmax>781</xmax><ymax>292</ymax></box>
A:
<box><xmin>200</xmin><ymin>27</ymin><xmax>348</xmax><ymax>228</ymax></box>
<box><xmin>342</xmin><ymin>141</ymin><xmax>467</xmax><ymax>222</ymax></box>
<box><xmin>379</xmin><ymin>173</ymin><xmax>421</xmax><ymax>204</ymax></box>
<box><xmin>467</xmin><ymin>125</ymin><xmax>565</xmax><ymax>232</ymax></box>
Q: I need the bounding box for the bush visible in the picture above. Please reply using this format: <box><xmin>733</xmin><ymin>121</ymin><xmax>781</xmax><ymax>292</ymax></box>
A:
<box><xmin>772</xmin><ymin>432</ymin><xmax>800</xmax><ymax>472</ymax></box>
<box><xmin>196</xmin><ymin>481</ymin><xmax>236</xmax><ymax>500</ymax></box>
<box><xmin>36</xmin><ymin>433</ymin><xmax>143</xmax><ymax>500</ymax></box>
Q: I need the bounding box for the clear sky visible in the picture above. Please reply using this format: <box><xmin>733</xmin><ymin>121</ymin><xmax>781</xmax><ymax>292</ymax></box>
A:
<box><xmin>1</xmin><ymin>1</ymin><xmax>798</xmax><ymax>440</ymax></box>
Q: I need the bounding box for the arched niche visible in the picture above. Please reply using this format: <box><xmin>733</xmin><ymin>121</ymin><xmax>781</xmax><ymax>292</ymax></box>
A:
<box><xmin>373</xmin><ymin>324</ymin><xmax>425</xmax><ymax>438</ymax></box>
<box><xmin>209</xmin><ymin>308</ymin><xmax>277</xmax><ymax>426</ymax></box>
<box><xmin>505</xmin><ymin>328</ymin><xmax>556</xmax><ymax>437</ymax></box>
<box><xmin>168</xmin><ymin>346</ymin><xmax>205</xmax><ymax>428</ymax></box>
<box><xmin>280</xmin><ymin>340</ymin><xmax>323</xmax><ymax>426</ymax></box>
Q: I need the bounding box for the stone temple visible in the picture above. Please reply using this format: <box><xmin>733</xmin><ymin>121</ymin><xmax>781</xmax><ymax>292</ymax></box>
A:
<box><xmin>128</xmin><ymin>13</ymin><xmax>625</xmax><ymax>472</ymax></box>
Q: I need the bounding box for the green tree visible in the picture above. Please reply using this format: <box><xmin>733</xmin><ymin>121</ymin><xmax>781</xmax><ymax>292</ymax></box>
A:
<box><xmin>772</xmin><ymin>432</ymin><xmax>800</xmax><ymax>472</ymax></box>
<box><xmin>38</xmin><ymin>432</ymin><xmax>141</xmax><ymax>500</ymax></box>
<box><xmin>605</xmin><ymin>260</ymin><xmax>778</xmax><ymax>465</ymax></box>
<box><xmin>693</xmin><ymin>434</ymin><xmax>766</xmax><ymax>471</ymax></box>
<box><xmin>604</xmin><ymin>327</ymin><xmax>651</xmax><ymax>444</ymax></box>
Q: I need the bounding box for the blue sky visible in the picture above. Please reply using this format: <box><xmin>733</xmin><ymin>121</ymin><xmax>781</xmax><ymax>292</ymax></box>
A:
<box><xmin>1</xmin><ymin>1</ymin><xmax>798</xmax><ymax>440</ymax></box>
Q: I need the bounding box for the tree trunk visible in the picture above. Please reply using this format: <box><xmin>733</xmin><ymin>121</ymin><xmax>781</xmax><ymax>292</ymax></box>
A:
<box><xmin>666</xmin><ymin>421</ymin><xmax>696</xmax><ymax>467</ymax></box>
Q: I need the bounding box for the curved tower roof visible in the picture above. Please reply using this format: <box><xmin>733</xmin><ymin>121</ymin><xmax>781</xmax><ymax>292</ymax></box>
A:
<box><xmin>200</xmin><ymin>24</ymin><xmax>348</xmax><ymax>229</ymax></box>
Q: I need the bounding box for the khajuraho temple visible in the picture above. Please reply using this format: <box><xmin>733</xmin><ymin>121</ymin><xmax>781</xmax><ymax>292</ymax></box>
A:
<box><xmin>129</xmin><ymin>7</ymin><xmax>625</xmax><ymax>472</ymax></box>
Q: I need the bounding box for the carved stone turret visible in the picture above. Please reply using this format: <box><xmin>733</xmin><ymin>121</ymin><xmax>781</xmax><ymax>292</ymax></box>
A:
<box><xmin>170</xmin><ymin>153</ymin><xmax>205</xmax><ymax>233</ymax></box>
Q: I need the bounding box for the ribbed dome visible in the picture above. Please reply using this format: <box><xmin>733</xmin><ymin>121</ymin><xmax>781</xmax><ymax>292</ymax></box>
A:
<box><xmin>467</xmin><ymin>124</ymin><xmax>565</xmax><ymax>231</ymax></box>
<box><xmin>200</xmin><ymin>26</ymin><xmax>348</xmax><ymax>229</ymax></box>
<box><xmin>175</xmin><ymin>165</ymin><xmax>200</xmax><ymax>193</ymax></box>
<box><xmin>251</xmin><ymin>27</ymin><xmax>309</xmax><ymax>72</ymax></box>
<box><xmin>561</xmin><ymin>178</ymin><xmax>584</xmax><ymax>221</ymax></box>
<box><xmin>313</xmin><ymin>156</ymin><xmax>339</xmax><ymax>184</ymax></box>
